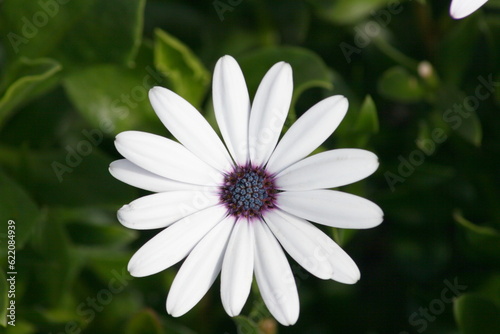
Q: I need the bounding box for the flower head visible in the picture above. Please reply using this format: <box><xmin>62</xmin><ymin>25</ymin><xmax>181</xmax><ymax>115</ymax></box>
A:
<box><xmin>110</xmin><ymin>55</ymin><xmax>383</xmax><ymax>325</ymax></box>
<box><xmin>450</xmin><ymin>0</ymin><xmax>488</xmax><ymax>19</ymax></box>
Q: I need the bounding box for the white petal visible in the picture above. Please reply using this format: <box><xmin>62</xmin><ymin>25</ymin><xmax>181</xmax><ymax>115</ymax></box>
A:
<box><xmin>109</xmin><ymin>159</ymin><xmax>208</xmax><ymax>193</ymax></box>
<box><xmin>115</xmin><ymin>131</ymin><xmax>223</xmax><ymax>186</ymax></box>
<box><xmin>167</xmin><ymin>215</ymin><xmax>235</xmax><ymax>317</ymax></box>
<box><xmin>213</xmin><ymin>55</ymin><xmax>251</xmax><ymax>165</ymax></box>
<box><xmin>127</xmin><ymin>205</ymin><xmax>228</xmax><ymax>277</ymax></box>
<box><xmin>149</xmin><ymin>87</ymin><xmax>234</xmax><ymax>172</ymax></box>
<box><xmin>221</xmin><ymin>218</ymin><xmax>255</xmax><ymax>316</ymax></box>
<box><xmin>248</xmin><ymin>62</ymin><xmax>293</xmax><ymax>166</ymax></box>
<box><xmin>117</xmin><ymin>190</ymin><xmax>220</xmax><ymax>230</ymax></box>
<box><xmin>254</xmin><ymin>220</ymin><xmax>299</xmax><ymax>326</ymax></box>
<box><xmin>277</xmin><ymin>190</ymin><xmax>383</xmax><ymax>229</ymax></box>
<box><xmin>276</xmin><ymin>149</ymin><xmax>379</xmax><ymax>191</ymax></box>
<box><xmin>450</xmin><ymin>0</ymin><xmax>487</xmax><ymax>19</ymax></box>
<box><xmin>264</xmin><ymin>209</ymin><xmax>360</xmax><ymax>284</ymax></box>
<box><xmin>266</xmin><ymin>95</ymin><xmax>348</xmax><ymax>174</ymax></box>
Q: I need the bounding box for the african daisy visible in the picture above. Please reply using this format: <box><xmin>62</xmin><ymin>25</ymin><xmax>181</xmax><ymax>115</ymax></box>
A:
<box><xmin>110</xmin><ymin>55</ymin><xmax>383</xmax><ymax>326</ymax></box>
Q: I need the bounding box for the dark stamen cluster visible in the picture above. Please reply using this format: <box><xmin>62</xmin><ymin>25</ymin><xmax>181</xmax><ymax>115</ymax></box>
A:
<box><xmin>220</xmin><ymin>165</ymin><xmax>277</xmax><ymax>218</ymax></box>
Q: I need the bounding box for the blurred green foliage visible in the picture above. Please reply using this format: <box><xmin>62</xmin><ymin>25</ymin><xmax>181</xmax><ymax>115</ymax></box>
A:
<box><xmin>0</xmin><ymin>0</ymin><xmax>499</xmax><ymax>333</ymax></box>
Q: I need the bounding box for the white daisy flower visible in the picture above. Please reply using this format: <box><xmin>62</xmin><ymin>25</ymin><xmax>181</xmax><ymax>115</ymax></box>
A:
<box><xmin>450</xmin><ymin>0</ymin><xmax>488</xmax><ymax>19</ymax></box>
<box><xmin>110</xmin><ymin>55</ymin><xmax>383</xmax><ymax>326</ymax></box>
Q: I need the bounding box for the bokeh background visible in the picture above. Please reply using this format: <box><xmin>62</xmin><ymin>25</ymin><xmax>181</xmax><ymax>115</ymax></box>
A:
<box><xmin>1</xmin><ymin>0</ymin><xmax>500</xmax><ymax>333</ymax></box>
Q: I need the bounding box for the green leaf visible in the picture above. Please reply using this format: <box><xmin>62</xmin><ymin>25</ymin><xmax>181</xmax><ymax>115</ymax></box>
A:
<box><xmin>353</xmin><ymin>95</ymin><xmax>379</xmax><ymax>134</ymax></box>
<box><xmin>125</xmin><ymin>309</ymin><xmax>163</xmax><ymax>334</ymax></box>
<box><xmin>437</xmin><ymin>17</ymin><xmax>481</xmax><ymax>85</ymax></box>
<box><xmin>2</xmin><ymin>321</ymin><xmax>35</xmax><ymax>334</ymax></box>
<box><xmin>0</xmin><ymin>146</ymin><xmax>136</xmax><ymax>207</ymax></box>
<box><xmin>0</xmin><ymin>0</ymin><xmax>145</xmax><ymax>67</ymax></box>
<box><xmin>66</xmin><ymin>220</ymin><xmax>137</xmax><ymax>249</ymax></box>
<box><xmin>454</xmin><ymin>211</ymin><xmax>500</xmax><ymax>257</ymax></box>
<box><xmin>30</xmin><ymin>211</ymin><xmax>84</xmax><ymax>306</ymax></box>
<box><xmin>0</xmin><ymin>168</ymin><xmax>42</xmax><ymax>255</ymax></box>
<box><xmin>154</xmin><ymin>28</ymin><xmax>210</xmax><ymax>109</ymax></box>
<box><xmin>434</xmin><ymin>86</ymin><xmax>483</xmax><ymax>146</ymax></box>
<box><xmin>0</xmin><ymin>268</ymin><xmax>7</xmax><ymax>327</ymax></box>
<box><xmin>309</xmin><ymin>0</ymin><xmax>394</xmax><ymax>24</ymax></box>
<box><xmin>454</xmin><ymin>294</ymin><xmax>500</xmax><ymax>334</ymax></box>
<box><xmin>233</xmin><ymin>316</ymin><xmax>261</xmax><ymax>334</ymax></box>
<box><xmin>351</xmin><ymin>95</ymin><xmax>379</xmax><ymax>147</ymax></box>
<box><xmin>455</xmin><ymin>110</ymin><xmax>482</xmax><ymax>147</ymax></box>
<box><xmin>336</xmin><ymin>95</ymin><xmax>379</xmax><ymax>149</ymax></box>
<box><xmin>238</xmin><ymin>46</ymin><xmax>333</xmax><ymax>115</ymax></box>
<box><xmin>378</xmin><ymin>66</ymin><xmax>425</xmax><ymax>102</ymax></box>
<box><xmin>0</xmin><ymin>57</ymin><xmax>62</xmax><ymax>128</ymax></box>
<box><xmin>63</xmin><ymin>64</ymin><xmax>165</xmax><ymax>136</ymax></box>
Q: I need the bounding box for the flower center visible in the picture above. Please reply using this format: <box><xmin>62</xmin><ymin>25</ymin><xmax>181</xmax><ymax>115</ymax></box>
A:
<box><xmin>220</xmin><ymin>165</ymin><xmax>277</xmax><ymax>218</ymax></box>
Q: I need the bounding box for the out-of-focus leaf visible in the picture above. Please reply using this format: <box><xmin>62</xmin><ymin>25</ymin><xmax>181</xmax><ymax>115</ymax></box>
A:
<box><xmin>416</xmin><ymin>120</ymin><xmax>433</xmax><ymax>153</ymax></box>
<box><xmin>67</xmin><ymin>222</ymin><xmax>137</xmax><ymax>249</ymax></box>
<box><xmin>125</xmin><ymin>309</ymin><xmax>163</xmax><ymax>334</ymax></box>
<box><xmin>454</xmin><ymin>211</ymin><xmax>500</xmax><ymax>257</ymax></box>
<box><xmin>31</xmin><ymin>211</ymin><xmax>84</xmax><ymax>306</ymax></box>
<box><xmin>434</xmin><ymin>86</ymin><xmax>483</xmax><ymax>146</ymax></box>
<box><xmin>0</xmin><ymin>168</ymin><xmax>42</xmax><ymax>255</ymax></box>
<box><xmin>54</xmin><ymin>207</ymin><xmax>136</xmax><ymax>249</ymax></box>
<box><xmin>336</xmin><ymin>95</ymin><xmax>379</xmax><ymax>149</ymax></box>
<box><xmin>270</xmin><ymin>0</ymin><xmax>311</xmax><ymax>44</ymax></box>
<box><xmin>309</xmin><ymin>0</ymin><xmax>393</xmax><ymax>25</ymax></box>
<box><xmin>233</xmin><ymin>315</ymin><xmax>261</xmax><ymax>334</ymax></box>
<box><xmin>475</xmin><ymin>275</ymin><xmax>500</xmax><ymax>306</ymax></box>
<box><xmin>455</xmin><ymin>110</ymin><xmax>482</xmax><ymax>146</ymax></box>
<box><xmin>0</xmin><ymin>146</ymin><xmax>136</xmax><ymax>207</ymax></box>
<box><xmin>0</xmin><ymin>0</ymin><xmax>145</xmax><ymax>67</ymax></box>
<box><xmin>332</xmin><ymin>228</ymin><xmax>358</xmax><ymax>248</ymax></box>
<box><xmin>454</xmin><ymin>294</ymin><xmax>500</xmax><ymax>334</ymax></box>
<box><xmin>353</xmin><ymin>95</ymin><xmax>379</xmax><ymax>134</ymax></box>
<box><xmin>496</xmin><ymin>74</ymin><xmax>500</xmax><ymax>104</ymax></box>
<box><xmin>154</xmin><ymin>28</ymin><xmax>210</xmax><ymax>109</ymax></box>
<box><xmin>437</xmin><ymin>17</ymin><xmax>481</xmax><ymax>85</ymax></box>
<box><xmin>0</xmin><ymin>268</ymin><xmax>7</xmax><ymax>327</ymax></box>
<box><xmin>378</xmin><ymin>66</ymin><xmax>425</xmax><ymax>102</ymax></box>
<box><xmin>63</xmin><ymin>64</ymin><xmax>165</xmax><ymax>136</ymax></box>
<box><xmin>0</xmin><ymin>57</ymin><xmax>61</xmax><ymax>128</ymax></box>
<box><xmin>238</xmin><ymin>46</ymin><xmax>333</xmax><ymax>113</ymax></box>
<box><xmin>3</xmin><ymin>321</ymin><xmax>35</xmax><ymax>334</ymax></box>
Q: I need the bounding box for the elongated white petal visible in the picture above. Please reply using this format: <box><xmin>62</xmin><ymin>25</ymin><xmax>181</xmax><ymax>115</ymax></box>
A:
<box><xmin>277</xmin><ymin>190</ymin><xmax>383</xmax><ymax>229</ymax></box>
<box><xmin>254</xmin><ymin>220</ymin><xmax>299</xmax><ymax>326</ymax></box>
<box><xmin>109</xmin><ymin>159</ymin><xmax>208</xmax><ymax>193</ymax></box>
<box><xmin>266</xmin><ymin>96</ymin><xmax>348</xmax><ymax>174</ymax></box>
<box><xmin>127</xmin><ymin>205</ymin><xmax>228</xmax><ymax>277</ymax></box>
<box><xmin>149</xmin><ymin>87</ymin><xmax>234</xmax><ymax>172</ymax></box>
<box><xmin>248</xmin><ymin>62</ymin><xmax>293</xmax><ymax>166</ymax></box>
<box><xmin>167</xmin><ymin>215</ymin><xmax>235</xmax><ymax>317</ymax></box>
<box><xmin>276</xmin><ymin>149</ymin><xmax>379</xmax><ymax>191</ymax></box>
<box><xmin>221</xmin><ymin>218</ymin><xmax>254</xmax><ymax>316</ymax></box>
<box><xmin>264</xmin><ymin>209</ymin><xmax>360</xmax><ymax>284</ymax></box>
<box><xmin>115</xmin><ymin>131</ymin><xmax>223</xmax><ymax>186</ymax></box>
<box><xmin>213</xmin><ymin>55</ymin><xmax>251</xmax><ymax>165</ymax></box>
<box><xmin>117</xmin><ymin>190</ymin><xmax>220</xmax><ymax>230</ymax></box>
<box><xmin>450</xmin><ymin>0</ymin><xmax>487</xmax><ymax>19</ymax></box>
